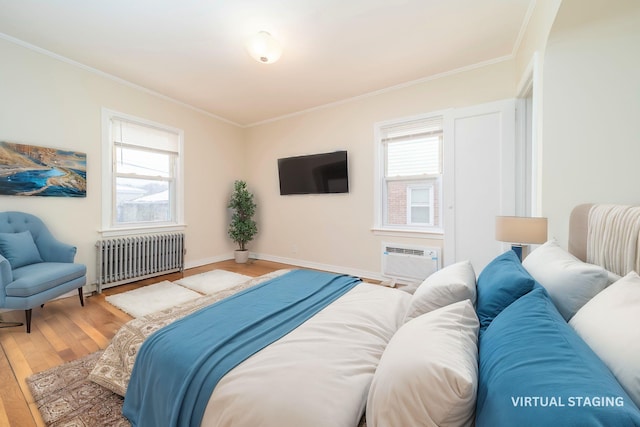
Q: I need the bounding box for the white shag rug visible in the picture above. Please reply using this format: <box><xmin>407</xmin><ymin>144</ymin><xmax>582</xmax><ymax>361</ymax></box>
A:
<box><xmin>175</xmin><ymin>269</ymin><xmax>252</xmax><ymax>295</ymax></box>
<box><xmin>105</xmin><ymin>280</ymin><xmax>202</xmax><ymax>318</ymax></box>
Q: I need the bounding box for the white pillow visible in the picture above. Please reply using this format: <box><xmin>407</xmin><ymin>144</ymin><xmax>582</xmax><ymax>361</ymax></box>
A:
<box><xmin>367</xmin><ymin>299</ymin><xmax>479</xmax><ymax>427</ymax></box>
<box><xmin>523</xmin><ymin>240</ymin><xmax>609</xmax><ymax>320</ymax></box>
<box><xmin>403</xmin><ymin>260</ymin><xmax>476</xmax><ymax>323</ymax></box>
<box><xmin>569</xmin><ymin>271</ymin><xmax>640</xmax><ymax>408</ymax></box>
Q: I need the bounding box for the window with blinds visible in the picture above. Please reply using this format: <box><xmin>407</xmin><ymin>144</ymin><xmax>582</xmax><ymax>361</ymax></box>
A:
<box><xmin>104</xmin><ymin>112</ymin><xmax>183</xmax><ymax>228</ymax></box>
<box><xmin>378</xmin><ymin>115</ymin><xmax>443</xmax><ymax>230</ymax></box>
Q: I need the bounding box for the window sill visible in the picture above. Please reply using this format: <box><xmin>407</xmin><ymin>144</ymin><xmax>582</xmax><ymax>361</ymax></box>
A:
<box><xmin>99</xmin><ymin>223</ymin><xmax>187</xmax><ymax>238</ymax></box>
<box><xmin>371</xmin><ymin>227</ymin><xmax>444</xmax><ymax>240</ymax></box>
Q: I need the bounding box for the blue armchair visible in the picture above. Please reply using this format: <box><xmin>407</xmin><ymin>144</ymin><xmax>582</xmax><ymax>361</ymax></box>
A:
<box><xmin>0</xmin><ymin>211</ymin><xmax>86</xmax><ymax>333</ymax></box>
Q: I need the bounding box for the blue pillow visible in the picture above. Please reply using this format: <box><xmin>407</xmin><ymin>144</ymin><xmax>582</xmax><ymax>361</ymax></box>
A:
<box><xmin>476</xmin><ymin>250</ymin><xmax>535</xmax><ymax>332</ymax></box>
<box><xmin>0</xmin><ymin>231</ymin><xmax>43</xmax><ymax>269</ymax></box>
<box><xmin>476</xmin><ymin>287</ymin><xmax>640</xmax><ymax>426</ymax></box>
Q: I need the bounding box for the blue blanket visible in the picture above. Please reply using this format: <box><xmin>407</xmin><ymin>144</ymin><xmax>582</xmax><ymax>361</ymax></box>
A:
<box><xmin>122</xmin><ymin>269</ymin><xmax>361</xmax><ymax>427</ymax></box>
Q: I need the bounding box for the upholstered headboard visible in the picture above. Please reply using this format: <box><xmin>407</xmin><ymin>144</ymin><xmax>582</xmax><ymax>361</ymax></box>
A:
<box><xmin>568</xmin><ymin>204</ymin><xmax>640</xmax><ymax>275</ymax></box>
<box><xmin>568</xmin><ymin>204</ymin><xmax>593</xmax><ymax>262</ymax></box>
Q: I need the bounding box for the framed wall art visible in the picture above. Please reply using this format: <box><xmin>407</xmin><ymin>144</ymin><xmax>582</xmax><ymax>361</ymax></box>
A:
<box><xmin>0</xmin><ymin>141</ymin><xmax>86</xmax><ymax>197</ymax></box>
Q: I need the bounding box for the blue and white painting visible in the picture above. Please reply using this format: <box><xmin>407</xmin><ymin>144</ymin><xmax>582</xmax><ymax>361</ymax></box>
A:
<box><xmin>0</xmin><ymin>141</ymin><xmax>86</xmax><ymax>197</ymax></box>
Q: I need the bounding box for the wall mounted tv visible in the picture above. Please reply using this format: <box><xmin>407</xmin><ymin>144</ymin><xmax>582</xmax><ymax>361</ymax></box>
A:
<box><xmin>278</xmin><ymin>150</ymin><xmax>349</xmax><ymax>195</ymax></box>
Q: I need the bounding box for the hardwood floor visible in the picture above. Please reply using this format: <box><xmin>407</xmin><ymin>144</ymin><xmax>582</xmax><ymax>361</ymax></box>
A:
<box><xmin>0</xmin><ymin>259</ymin><xmax>293</xmax><ymax>427</ymax></box>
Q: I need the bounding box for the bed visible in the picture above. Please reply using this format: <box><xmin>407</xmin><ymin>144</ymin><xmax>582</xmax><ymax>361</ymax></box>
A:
<box><xmin>90</xmin><ymin>203</ymin><xmax>640</xmax><ymax>427</ymax></box>
<box><xmin>90</xmin><ymin>269</ymin><xmax>421</xmax><ymax>427</ymax></box>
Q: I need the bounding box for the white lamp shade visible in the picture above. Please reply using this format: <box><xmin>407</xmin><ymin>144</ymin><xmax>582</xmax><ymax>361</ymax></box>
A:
<box><xmin>495</xmin><ymin>216</ymin><xmax>548</xmax><ymax>244</ymax></box>
<box><xmin>246</xmin><ymin>31</ymin><xmax>282</xmax><ymax>64</ymax></box>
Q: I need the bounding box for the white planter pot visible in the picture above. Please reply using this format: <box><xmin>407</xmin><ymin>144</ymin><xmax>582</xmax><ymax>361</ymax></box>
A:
<box><xmin>234</xmin><ymin>250</ymin><xmax>250</xmax><ymax>264</ymax></box>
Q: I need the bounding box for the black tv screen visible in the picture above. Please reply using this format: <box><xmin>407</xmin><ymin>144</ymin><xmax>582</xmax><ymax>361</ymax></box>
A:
<box><xmin>278</xmin><ymin>151</ymin><xmax>349</xmax><ymax>195</ymax></box>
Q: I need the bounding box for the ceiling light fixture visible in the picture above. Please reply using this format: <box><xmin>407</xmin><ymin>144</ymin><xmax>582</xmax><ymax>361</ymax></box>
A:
<box><xmin>246</xmin><ymin>31</ymin><xmax>282</xmax><ymax>64</ymax></box>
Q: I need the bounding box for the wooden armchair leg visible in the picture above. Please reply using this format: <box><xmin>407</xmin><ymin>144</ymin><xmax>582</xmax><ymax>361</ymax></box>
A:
<box><xmin>25</xmin><ymin>309</ymin><xmax>32</xmax><ymax>333</ymax></box>
<box><xmin>78</xmin><ymin>287</ymin><xmax>85</xmax><ymax>307</ymax></box>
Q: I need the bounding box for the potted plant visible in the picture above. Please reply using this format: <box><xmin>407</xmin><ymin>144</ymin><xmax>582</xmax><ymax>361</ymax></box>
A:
<box><xmin>227</xmin><ymin>180</ymin><xmax>258</xmax><ymax>263</ymax></box>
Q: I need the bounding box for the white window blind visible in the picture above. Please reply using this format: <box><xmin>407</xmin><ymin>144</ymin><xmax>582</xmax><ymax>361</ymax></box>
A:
<box><xmin>112</xmin><ymin>119</ymin><xmax>179</xmax><ymax>153</ymax></box>
<box><xmin>382</xmin><ymin>116</ymin><xmax>443</xmax><ymax>178</ymax></box>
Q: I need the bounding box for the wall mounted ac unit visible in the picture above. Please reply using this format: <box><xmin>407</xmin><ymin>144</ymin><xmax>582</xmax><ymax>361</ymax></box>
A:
<box><xmin>382</xmin><ymin>242</ymin><xmax>440</xmax><ymax>283</ymax></box>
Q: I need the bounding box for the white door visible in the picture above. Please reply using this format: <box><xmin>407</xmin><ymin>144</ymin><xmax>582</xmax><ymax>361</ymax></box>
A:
<box><xmin>443</xmin><ymin>99</ymin><xmax>516</xmax><ymax>273</ymax></box>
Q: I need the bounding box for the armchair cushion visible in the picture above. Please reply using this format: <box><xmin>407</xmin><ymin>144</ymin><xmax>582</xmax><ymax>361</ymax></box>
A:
<box><xmin>7</xmin><ymin>263</ymin><xmax>86</xmax><ymax>298</ymax></box>
<box><xmin>0</xmin><ymin>231</ymin><xmax>43</xmax><ymax>269</ymax></box>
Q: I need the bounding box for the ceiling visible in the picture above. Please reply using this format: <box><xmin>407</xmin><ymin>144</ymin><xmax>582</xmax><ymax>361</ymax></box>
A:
<box><xmin>0</xmin><ymin>0</ymin><xmax>534</xmax><ymax>127</ymax></box>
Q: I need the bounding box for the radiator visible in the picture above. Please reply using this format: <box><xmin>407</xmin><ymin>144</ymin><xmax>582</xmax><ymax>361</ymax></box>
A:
<box><xmin>382</xmin><ymin>242</ymin><xmax>440</xmax><ymax>283</ymax></box>
<box><xmin>96</xmin><ymin>233</ymin><xmax>185</xmax><ymax>292</ymax></box>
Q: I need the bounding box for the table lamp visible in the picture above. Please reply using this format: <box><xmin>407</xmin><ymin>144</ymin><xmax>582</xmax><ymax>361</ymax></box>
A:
<box><xmin>495</xmin><ymin>216</ymin><xmax>548</xmax><ymax>260</ymax></box>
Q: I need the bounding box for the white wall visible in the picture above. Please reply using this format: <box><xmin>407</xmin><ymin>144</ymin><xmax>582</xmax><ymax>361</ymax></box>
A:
<box><xmin>0</xmin><ymin>38</ymin><xmax>246</xmax><ymax>285</ymax></box>
<box><xmin>245</xmin><ymin>60</ymin><xmax>516</xmax><ymax>279</ymax></box>
<box><xmin>542</xmin><ymin>0</ymin><xmax>640</xmax><ymax>246</ymax></box>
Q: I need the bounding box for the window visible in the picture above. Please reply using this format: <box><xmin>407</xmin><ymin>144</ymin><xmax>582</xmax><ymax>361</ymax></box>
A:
<box><xmin>376</xmin><ymin>115</ymin><xmax>443</xmax><ymax>233</ymax></box>
<box><xmin>407</xmin><ymin>184</ymin><xmax>434</xmax><ymax>226</ymax></box>
<box><xmin>102</xmin><ymin>110</ymin><xmax>184</xmax><ymax>233</ymax></box>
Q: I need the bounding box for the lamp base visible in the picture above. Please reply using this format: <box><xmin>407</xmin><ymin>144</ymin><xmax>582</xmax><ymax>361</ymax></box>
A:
<box><xmin>511</xmin><ymin>244</ymin><xmax>530</xmax><ymax>261</ymax></box>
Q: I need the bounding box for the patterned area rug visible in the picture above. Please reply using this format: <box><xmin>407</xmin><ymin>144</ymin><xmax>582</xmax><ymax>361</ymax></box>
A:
<box><xmin>26</xmin><ymin>351</ymin><xmax>129</xmax><ymax>427</ymax></box>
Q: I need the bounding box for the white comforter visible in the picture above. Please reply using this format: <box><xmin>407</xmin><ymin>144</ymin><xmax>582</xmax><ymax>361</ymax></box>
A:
<box><xmin>201</xmin><ymin>282</ymin><xmax>411</xmax><ymax>427</ymax></box>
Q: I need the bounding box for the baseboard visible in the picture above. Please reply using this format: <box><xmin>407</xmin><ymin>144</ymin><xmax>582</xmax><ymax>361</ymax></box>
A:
<box><xmin>185</xmin><ymin>253</ymin><xmax>234</xmax><ymax>270</ymax></box>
